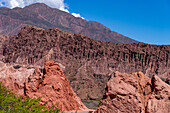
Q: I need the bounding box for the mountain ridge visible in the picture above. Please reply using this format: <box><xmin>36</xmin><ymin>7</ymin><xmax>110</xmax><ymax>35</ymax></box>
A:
<box><xmin>0</xmin><ymin>3</ymin><xmax>138</xmax><ymax>43</ymax></box>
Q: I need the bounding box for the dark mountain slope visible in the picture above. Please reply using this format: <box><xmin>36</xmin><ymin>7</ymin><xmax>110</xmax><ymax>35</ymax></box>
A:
<box><xmin>0</xmin><ymin>3</ymin><xmax>138</xmax><ymax>43</ymax></box>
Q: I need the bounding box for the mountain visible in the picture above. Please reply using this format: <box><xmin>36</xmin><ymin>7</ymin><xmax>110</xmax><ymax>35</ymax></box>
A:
<box><xmin>0</xmin><ymin>3</ymin><xmax>138</xmax><ymax>43</ymax></box>
<box><xmin>0</xmin><ymin>26</ymin><xmax>169</xmax><ymax>107</ymax></box>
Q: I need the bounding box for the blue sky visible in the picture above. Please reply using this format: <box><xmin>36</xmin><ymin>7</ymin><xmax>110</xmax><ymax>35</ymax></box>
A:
<box><xmin>65</xmin><ymin>0</ymin><xmax>170</xmax><ymax>45</ymax></box>
<box><xmin>0</xmin><ymin>0</ymin><xmax>170</xmax><ymax>45</ymax></box>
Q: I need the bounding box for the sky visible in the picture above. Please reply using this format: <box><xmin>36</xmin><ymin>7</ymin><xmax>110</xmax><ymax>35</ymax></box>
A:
<box><xmin>0</xmin><ymin>0</ymin><xmax>170</xmax><ymax>45</ymax></box>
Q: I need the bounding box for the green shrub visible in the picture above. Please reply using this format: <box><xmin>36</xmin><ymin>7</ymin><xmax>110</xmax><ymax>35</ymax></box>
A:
<box><xmin>0</xmin><ymin>82</ymin><xmax>61</xmax><ymax>113</ymax></box>
<box><xmin>72</xmin><ymin>78</ymin><xmax>77</xmax><ymax>81</ymax></box>
<box><xmin>81</xmin><ymin>82</ymin><xmax>85</xmax><ymax>84</ymax></box>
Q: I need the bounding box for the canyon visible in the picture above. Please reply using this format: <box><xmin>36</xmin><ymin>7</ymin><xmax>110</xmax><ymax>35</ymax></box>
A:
<box><xmin>0</xmin><ymin>3</ymin><xmax>169</xmax><ymax>112</ymax></box>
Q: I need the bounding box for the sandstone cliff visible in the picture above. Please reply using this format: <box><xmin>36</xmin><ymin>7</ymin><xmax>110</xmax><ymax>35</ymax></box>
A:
<box><xmin>95</xmin><ymin>72</ymin><xmax>170</xmax><ymax>113</ymax></box>
<box><xmin>0</xmin><ymin>26</ymin><xmax>170</xmax><ymax>100</ymax></box>
<box><xmin>0</xmin><ymin>60</ymin><xmax>88</xmax><ymax>112</ymax></box>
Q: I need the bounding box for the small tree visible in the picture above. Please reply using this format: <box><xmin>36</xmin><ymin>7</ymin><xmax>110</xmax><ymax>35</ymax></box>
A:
<box><xmin>0</xmin><ymin>82</ymin><xmax>61</xmax><ymax>113</ymax></box>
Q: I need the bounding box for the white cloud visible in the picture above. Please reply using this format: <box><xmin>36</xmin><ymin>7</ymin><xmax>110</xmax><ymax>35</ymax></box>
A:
<box><xmin>0</xmin><ymin>0</ymin><xmax>84</xmax><ymax>19</ymax></box>
<box><xmin>72</xmin><ymin>13</ymin><xmax>85</xmax><ymax>19</ymax></box>
<box><xmin>9</xmin><ymin>0</ymin><xmax>24</xmax><ymax>8</ymax></box>
<box><xmin>0</xmin><ymin>3</ymin><xmax>3</xmax><ymax>7</ymax></box>
<box><xmin>0</xmin><ymin>0</ymin><xmax>69</xmax><ymax>12</ymax></box>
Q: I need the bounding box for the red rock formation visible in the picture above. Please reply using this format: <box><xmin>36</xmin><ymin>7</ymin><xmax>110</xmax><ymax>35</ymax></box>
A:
<box><xmin>146</xmin><ymin>75</ymin><xmax>170</xmax><ymax>113</ymax></box>
<box><xmin>0</xmin><ymin>61</ymin><xmax>34</xmax><ymax>95</ymax></box>
<box><xmin>25</xmin><ymin>60</ymin><xmax>88</xmax><ymax>112</ymax></box>
<box><xmin>95</xmin><ymin>72</ymin><xmax>170</xmax><ymax>113</ymax></box>
<box><xmin>0</xmin><ymin>60</ymin><xmax>88</xmax><ymax>112</ymax></box>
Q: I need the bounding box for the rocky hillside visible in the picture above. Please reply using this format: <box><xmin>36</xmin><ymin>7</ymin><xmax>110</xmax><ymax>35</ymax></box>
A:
<box><xmin>0</xmin><ymin>60</ymin><xmax>88</xmax><ymax>112</ymax></box>
<box><xmin>95</xmin><ymin>72</ymin><xmax>170</xmax><ymax>113</ymax></box>
<box><xmin>0</xmin><ymin>26</ymin><xmax>170</xmax><ymax>100</ymax></box>
<box><xmin>0</xmin><ymin>3</ymin><xmax>138</xmax><ymax>43</ymax></box>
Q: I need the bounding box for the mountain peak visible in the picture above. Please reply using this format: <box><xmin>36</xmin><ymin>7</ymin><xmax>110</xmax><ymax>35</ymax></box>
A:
<box><xmin>22</xmin><ymin>3</ymin><xmax>52</xmax><ymax>11</ymax></box>
<box><xmin>0</xmin><ymin>3</ymin><xmax>138</xmax><ymax>43</ymax></box>
<box><xmin>25</xmin><ymin>3</ymin><xmax>50</xmax><ymax>8</ymax></box>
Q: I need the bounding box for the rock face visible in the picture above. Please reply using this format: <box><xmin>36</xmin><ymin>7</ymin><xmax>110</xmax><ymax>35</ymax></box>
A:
<box><xmin>25</xmin><ymin>60</ymin><xmax>88</xmax><ymax>112</ymax></box>
<box><xmin>0</xmin><ymin>60</ymin><xmax>88</xmax><ymax>112</ymax></box>
<box><xmin>146</xmin><ymin>75</ymin><xmax>170</xmax><ymax>113</ymax></box>
<box><xmin>0</xmin><ymin>61</ymin><xmax>34</xmax><ymax>95</ymax></box>
<box><xmin>0</xmin><ymin>35</ymin><xmax>9</xmax><ymax>61</ymax></box>
<box><xmin>1</xmin><ymin>26</ymin><xmax>170</xmax><ymax>100</ymax></box>
<box><xmin>95</xmin><ymin>72</ymin><xmax>170</xmax><ymax>113</ymax></box>
<box><xmin>0</xmin><ymin>3</ymin><xmax>138</xmax><ymax>44</ymax></box>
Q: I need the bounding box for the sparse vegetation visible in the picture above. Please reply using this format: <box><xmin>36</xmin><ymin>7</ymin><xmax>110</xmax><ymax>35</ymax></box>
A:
<box><xmin>72</xmin><ymin>78</ymin><xmax>77</xmax><ymax>81</ymax></box>
<box><xmin>88</xmin><ymin>111</ymin><xmax>93</xmax><ymax>113</ymax></box>
<box><xmin>81</xmin><ymin>82</ymin><xmax>85</xmax><ymax>84</ymax></box>
<box><xmin>0</xmin><ymin>82</ymin><xmax>61</xmax><ymax>113</ymax></box>
<box><xmin>95</xmin><ymin>97</ymin><xmax>103</xmax><ymax>101</ymax></box>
